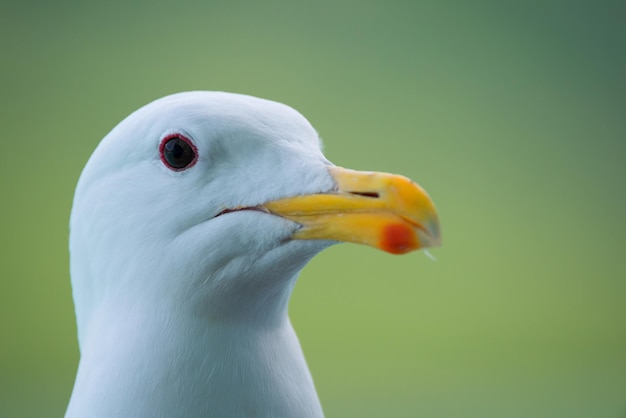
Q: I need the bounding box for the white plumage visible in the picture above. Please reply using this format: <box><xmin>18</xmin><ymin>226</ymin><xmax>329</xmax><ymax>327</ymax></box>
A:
<box><xmin>66</xmin><ymin>92</ymin><xmax>439</xmax><ymax>417</ymax></box>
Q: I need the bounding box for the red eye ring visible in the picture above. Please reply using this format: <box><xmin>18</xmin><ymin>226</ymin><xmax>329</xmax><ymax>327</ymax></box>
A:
<box><xmin>159</xmin><ymin>134</ymin><xmax>198</xmax><ymax>171</ymax></box>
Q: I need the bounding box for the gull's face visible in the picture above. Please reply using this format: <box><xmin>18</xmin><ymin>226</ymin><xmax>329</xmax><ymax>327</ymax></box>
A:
<box><xmin>70</xmin><ymin>92</ymin><xmax>440</xmax><ymax>327</ymax></box>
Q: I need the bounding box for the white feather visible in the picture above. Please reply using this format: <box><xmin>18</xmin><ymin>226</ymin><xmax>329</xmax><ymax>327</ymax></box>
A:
<box><xmin>67</xmin><ymin>92</ymin><xmax>336</xmax><ymax>418</ymax></box>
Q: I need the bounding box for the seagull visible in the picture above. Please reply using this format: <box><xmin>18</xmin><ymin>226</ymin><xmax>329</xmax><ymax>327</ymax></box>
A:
<box><xmin>65</xmin><ymin>91</ymin><xmax>441</xmax><ymax>418</ymax></box>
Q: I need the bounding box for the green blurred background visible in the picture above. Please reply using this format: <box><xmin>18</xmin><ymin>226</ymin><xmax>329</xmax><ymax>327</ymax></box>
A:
<box><xmin>1</xmin><ymin>0</ymin><xmax>624</xmax><ymax>417</ymax></box>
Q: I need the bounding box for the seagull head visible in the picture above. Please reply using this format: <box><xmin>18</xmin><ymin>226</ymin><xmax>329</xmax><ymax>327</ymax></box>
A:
<box><xmin>67</xmin><ymin>91</ymin><xmax>441</xmax><ymax>417</ymax></box>
<box><xmin>70</xmin><ymin>90</ymin><xmax>440</xmax><ymax>344</ymax></box>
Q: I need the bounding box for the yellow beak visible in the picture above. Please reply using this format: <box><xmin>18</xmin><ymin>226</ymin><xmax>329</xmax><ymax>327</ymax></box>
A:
<box><xmin>263</xmin><ymin>166</ymin><xmax>441</xmax><ymax>254</ymax></box>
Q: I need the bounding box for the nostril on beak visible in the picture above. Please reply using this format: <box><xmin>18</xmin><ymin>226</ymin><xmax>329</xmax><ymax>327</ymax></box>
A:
<box><xmin>348</xmin><ymin>191</ymin><xmax>380</xmax><ymax>198</ymax></box>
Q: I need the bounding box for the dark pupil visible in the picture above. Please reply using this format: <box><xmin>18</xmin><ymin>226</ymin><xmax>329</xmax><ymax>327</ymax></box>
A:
<box><xmin>164</xmin><ymin>137</ymin><xmax>194</xmax><ymax>168</ymax></box>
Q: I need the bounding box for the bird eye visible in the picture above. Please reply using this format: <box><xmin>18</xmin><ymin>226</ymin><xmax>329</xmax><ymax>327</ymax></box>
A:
<box><xmin>159</xmin><ymin>134</ymin><xmax>198</xmax><ymax>171</ymax></box>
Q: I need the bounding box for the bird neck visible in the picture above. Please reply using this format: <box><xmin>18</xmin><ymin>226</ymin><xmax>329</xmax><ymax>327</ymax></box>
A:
<box><xmin>66</xmin><ymin>297</ymin><xmax>324</xmax><ymax>418</ymax></box>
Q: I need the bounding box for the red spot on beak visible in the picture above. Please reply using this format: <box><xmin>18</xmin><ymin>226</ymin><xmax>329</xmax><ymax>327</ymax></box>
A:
<box><xmin>380</xmin><ymin>223</ymin><xmax>418</xmax><ymax>254</ymax></box>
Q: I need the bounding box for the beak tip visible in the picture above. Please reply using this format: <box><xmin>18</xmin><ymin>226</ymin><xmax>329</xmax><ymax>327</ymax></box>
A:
<box><xmin>417</xmin><ymin>217</ymin><xmax>442</xmax><ymax>250</ymax></box>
